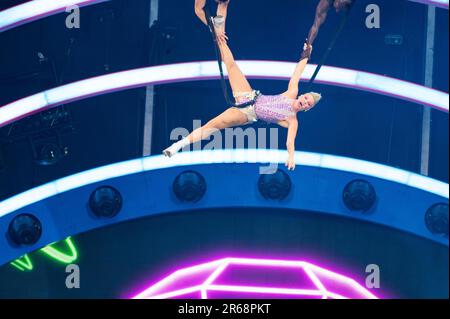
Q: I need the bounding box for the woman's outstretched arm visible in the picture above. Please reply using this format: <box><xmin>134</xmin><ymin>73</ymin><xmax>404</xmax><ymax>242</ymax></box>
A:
<box><xmin>285</xmin><ymin>118</ymin><xmax>299</xmax><ymax>171</ymax></box>
<box><xmin>284</xmin><ymin>43</ymin><xmax>312</xmax><ymax>98</ymax></box>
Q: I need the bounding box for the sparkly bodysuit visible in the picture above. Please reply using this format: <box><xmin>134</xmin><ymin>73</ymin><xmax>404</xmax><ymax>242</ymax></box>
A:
<box><xmin>254</xmin><ymin>94</ymin><xmax>296</xmax><ymax>123</ymax></box>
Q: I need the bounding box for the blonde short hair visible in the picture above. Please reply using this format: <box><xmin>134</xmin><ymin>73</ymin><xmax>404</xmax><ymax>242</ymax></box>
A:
<box><xmin>309</xmin><ymin>92</ymin><xmax>322</xmax><ymax>106</ymax></box>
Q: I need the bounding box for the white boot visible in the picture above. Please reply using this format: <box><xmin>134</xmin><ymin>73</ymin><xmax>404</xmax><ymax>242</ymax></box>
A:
<box><xmin>163</xmin><ymin>138</ymin><xmax>190</xmax><ymax>158</ymax></box>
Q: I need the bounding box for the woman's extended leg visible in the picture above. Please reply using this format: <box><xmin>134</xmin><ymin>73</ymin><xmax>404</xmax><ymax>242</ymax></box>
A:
<box><xmin>219</xmin><ymin>41</ymin><xmax>253</xmax><ymax>94</ymax></box>
<box><xmin>164</xmin><ymin>0</ymin><xmax>253</xmax><ymax>157</ymax></box>
<box><xmin>187</xmin><ymin>107</ymin><xmax>248</xmax><ymax>143</ymax></box>
<box><xmin>163</xmin><ymin>42</ymin><xmax>253</xmax><ymax>157</ymax></box>
<box><xmin>163</xmin><ymin>108</ymin><xmax>248</xmax><ymax>157</ymax></box>
<box><xmin>216</xmin><ymin>0</ymin><xmax>230</xmax><ymax>32</ymax></box>
<box><xmin>214</xmin><ymin>1</ymin><xmax>252</xmax><ymax>95</ymax></box>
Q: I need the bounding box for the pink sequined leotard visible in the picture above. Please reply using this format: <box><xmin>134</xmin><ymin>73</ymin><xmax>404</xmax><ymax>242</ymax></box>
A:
<box><xmin>254</xmin><ymin>94</ymin><xmax>296</xmax><ymax>123</ymax></box>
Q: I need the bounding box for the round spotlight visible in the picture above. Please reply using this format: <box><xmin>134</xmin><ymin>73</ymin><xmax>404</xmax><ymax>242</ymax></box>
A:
<box><xmin>343</xmin><ymin>179</ymin><xmax>376</xmax><ymax>213</ymax></box>
<box><xmin>258</xmin><ymin>169</ymin><xmax>291</xmax><ymax>200</ymax></box>
<box><xmin>425</xmin><ymin>203</ymin><xmax>449</xmax><ymax>237</ymax></box>
<box><xmin>36</xmin><ymin>143</ymin><xmax>63</xmax><ymax>166</ymax></box>
<box><xmin>8</xmin><ymin>214</ymin><xmax>42</xmax><ymax>246</ymax></box>
<box><xmin>89</xmin><ymin>186</ymin><xmax>123</xmax><ymax>218</ymax></box>
<box><xmin>173</xmin><ymin>170</ymin><xmax>207</xmax><ymax>203</ymax></box>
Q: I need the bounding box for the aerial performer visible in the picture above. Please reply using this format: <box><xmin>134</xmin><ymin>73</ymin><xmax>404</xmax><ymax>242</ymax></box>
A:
<box><xmin>163</xmin><ymin>0</ymin><xmax>322</xmax><ymax>171</ymax></box>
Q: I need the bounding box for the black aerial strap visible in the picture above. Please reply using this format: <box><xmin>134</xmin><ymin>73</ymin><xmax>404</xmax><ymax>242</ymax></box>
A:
<box><xmin>306</xmin><ymin>1</ymin><xmax>355</xmax><ymax>92</ymax></box>
<box><xmin>203</xmin><ymin>4</ymin><xmax>258</xmax><ymax>108</ymax></box>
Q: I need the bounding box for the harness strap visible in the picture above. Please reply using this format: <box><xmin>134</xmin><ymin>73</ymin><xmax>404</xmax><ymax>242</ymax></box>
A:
<box><xmin>203</xmin><ymin>4</ymin><xmax>259</xmax><ymax>108</ymax></box>
<box><xmin>306</xmin><ymin>1</ymin><xmax>356</xmax><ymax>92</ymax></box>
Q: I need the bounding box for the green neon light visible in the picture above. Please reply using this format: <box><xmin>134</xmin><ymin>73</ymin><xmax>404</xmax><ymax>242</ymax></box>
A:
<box><xmin>40</xmin><ymin>237</ymin><xmax>78</xmax><ymax>264</ymax></box>
<box><xmin>10</xmin><ymin>237</ymin><xmax>78</xmax><ymax>271</ymax></box>
<box><xmin>10</xmin><ymin>261</ymin><xmax>26</xmax><ymax>271</ymax></box>
<box><xmin>10</xmin><ymin>255</ymin><xmax>33</xmax><ymax>271</ymax></box>
<box><xmin>10</xmin><ymin>262</ymin><xmax>23</xmax><ymax>271</ymax></box>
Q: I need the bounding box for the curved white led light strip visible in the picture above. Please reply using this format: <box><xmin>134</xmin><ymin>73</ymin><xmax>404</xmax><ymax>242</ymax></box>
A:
<box><xmin>0</xmin><ymin>149</ymin><xmax>447</xmax><ymax>219</ymax></box>
<box><xmin>0</xmin><ymin>0</ymin><xmax>110</xmax><ymax>33</ymax></box>
<box><xmin>0</xmin><ymin>61</ymin><xmax>448</xmax><ymax>128</ymax></box>
<box><xmin>409</xmin><ymin>0</ymin><xmax>449</xmax><ymax>9</ymax></box>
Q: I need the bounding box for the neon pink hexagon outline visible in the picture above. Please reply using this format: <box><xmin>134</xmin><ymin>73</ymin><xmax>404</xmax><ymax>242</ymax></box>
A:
<box><xmin>130</xmin><ymin>257</ymin><xmax>380</xmax><ymax>299</ymax></box>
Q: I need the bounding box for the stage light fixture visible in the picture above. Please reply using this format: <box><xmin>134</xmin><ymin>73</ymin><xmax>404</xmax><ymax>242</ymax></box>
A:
<box><xmin>173</xmin><ymin>170</ymin><xmax>207</xmax><ymax>203</ymax></box>
<box><xmin>342</xmin><ymin>179</ymin><xmax>377</xmax><ymax>213</ymax></box>
<box><xmin>35</xmin><ymin>143</ymin><xmax>64</xmax><ymax>166</ymax></box>
<box><xmin>258</xmin><ymin>169</ymin><xmax>292</xmax><ymax>200</ymax></box>
<box><xmin>425</xmin><ymin>203</ymin><xmax>449</xmax><ymax>237</ymax></box>
<box><xmin>8</xmin><ymin>213</ymin><xmax>42</xmax><ymax>246</ymax></box>
<box><xmin>0</xmin><ymin>150</ymin><xmax>448</xmax><ymax>219</ymax></box>
<box><xmin>89</xmin><ymin>186</ymin><xmax>122</xmax><ymax>218</ymax></box>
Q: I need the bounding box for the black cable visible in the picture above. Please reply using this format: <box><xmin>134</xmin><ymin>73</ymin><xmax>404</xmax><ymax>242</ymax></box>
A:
<box><xmin>306</xmin><ymin>1</ymin><xmax>355</xmax><ymax>92</ymax></box>
<box><xmin>203</xmin><ymin>4</ymin><xmax>258</xmax><ymax>109</ymax></box>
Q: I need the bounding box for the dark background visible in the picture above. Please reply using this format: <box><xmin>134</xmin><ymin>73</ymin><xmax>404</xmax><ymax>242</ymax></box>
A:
<box><xmin>0</xmin><ymin>0</ymin><xmax>448</xmax><ymax>201</ymax></box>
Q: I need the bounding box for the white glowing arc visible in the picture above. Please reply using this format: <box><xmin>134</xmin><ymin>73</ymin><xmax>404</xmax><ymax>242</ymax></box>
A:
<box><xmin>0</xmin><ymin>149</ymin><xmax>447</xmax><ymax>219</ymax></box>
<box><xmin>0</xmin><ymin>61</ymin><xmax>448</xmax><ymax>129</ymax></box>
